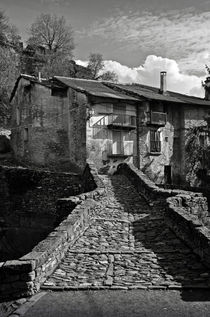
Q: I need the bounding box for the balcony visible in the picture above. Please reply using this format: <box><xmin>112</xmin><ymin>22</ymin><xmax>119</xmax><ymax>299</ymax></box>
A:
<box><xmin>107</xmin><ymin>114</ymin><xmax>136</xmax><ymax>130</ymax></box>
<box><xmin>149</xmin><ymin>111</ymin><xmax>167</xmax><ymax>126</ymax></box>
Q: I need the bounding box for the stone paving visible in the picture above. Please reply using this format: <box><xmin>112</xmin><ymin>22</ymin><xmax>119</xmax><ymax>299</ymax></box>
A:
<box><xmin>43</xmin><ymin>175</ymin><xmax>210</xmax><ymax>290</ymax></box>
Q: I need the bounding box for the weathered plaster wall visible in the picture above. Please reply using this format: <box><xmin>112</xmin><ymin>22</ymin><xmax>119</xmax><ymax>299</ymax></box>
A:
<box><xmin>11</xmin><ymin>79</ymin><xmax>78</xmax><ymax>171</ymax></box>
<box><xmin>137</xmin><ymin>101</ymin><xmax>179</xmax><ymax>184</ymax></box>
<box><xmin>87</xmin><ymin>102</ymin><xmax>112</xmax><ymax>168</ymax></box>
<box><xmin>136</xmin><ymin>102</ymin><xmax>209</xmax><ymax>185</ymax></box>
<box><xmin>86</xmin><ymin>101</ymin><xmax>137</xmax><ymax>169</ymax></box>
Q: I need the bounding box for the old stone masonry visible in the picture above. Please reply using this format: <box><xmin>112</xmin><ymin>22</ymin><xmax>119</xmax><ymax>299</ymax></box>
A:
<box><xmin>43</xmin><ymin>175</ymin><xmax>210</xmax><ymax>290</ymax></box>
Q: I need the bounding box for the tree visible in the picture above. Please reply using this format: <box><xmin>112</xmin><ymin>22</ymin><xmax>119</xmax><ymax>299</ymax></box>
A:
<box><xmin>0</xmin><ymin>10</ymin><xmax>21</xmax><ymax>127</ymax></box>
<box><xmin>0</xmin><ymin>11</ymin><xmax>9</xmax><ymax>46</ymax></box>
<box><xmin>100</xmin><ymin>70</ymin><xmax>118</xmax><ymax>82</ymax></box>
<box><xmin>25</xmin><ymin>13</ymin><xmax>74</xmax><ymax>77</ymax></box>
<box><xmin>185</xmin><ymin>126</ymin><xmax>210</xmax><ymax>186</ymax></box>
<box><xmin>87</xmin><ymin>53</ymin><xmax>118</xmax><ymax>82</ymax></box>
<box><xmin>28</xmin><ymin>14</ymin><xmax>74</xmax><ymax>54</ymax></box>
<box><xmin>0</xmin><ymin>11</ymin><xmax>21</xmax><ymax>49</ymax></box>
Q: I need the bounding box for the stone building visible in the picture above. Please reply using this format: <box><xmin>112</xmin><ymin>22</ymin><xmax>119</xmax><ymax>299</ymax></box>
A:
<box><xmin>105</xmin><ymin>72</ymin><xmax>210</xmax><ymax>184</ymax></box>
<box><xmin>10</xmin><ymin>73</ymin><xmax>210</xmax><ymax>184</ymax></box>
<box><xmin>10</xmin><ymin>75</ymin><xmax>139</xmax><ymax>172</ymax></box>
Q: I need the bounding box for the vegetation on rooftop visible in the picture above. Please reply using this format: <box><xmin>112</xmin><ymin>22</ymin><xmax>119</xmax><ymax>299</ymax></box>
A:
<box><xmin>0</xmin><ymin>10</ymin><xmax>118</xmax><ymax>128</ymax></box>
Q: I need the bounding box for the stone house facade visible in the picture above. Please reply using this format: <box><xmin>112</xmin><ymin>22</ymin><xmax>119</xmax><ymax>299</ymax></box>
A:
<box><xmin>10</xmin><ymin>73</ymin><xmax>210</xmax><ymax>184</ymax></box>
<box><xmin>10</xmin><ymin>75</ymin><xmax>139</xmax><ymax>172</ymax></box>
<box><xmin>106</xmin><ymin>73</ymin><xmax>210</xmax><ymax>184</ymax></box>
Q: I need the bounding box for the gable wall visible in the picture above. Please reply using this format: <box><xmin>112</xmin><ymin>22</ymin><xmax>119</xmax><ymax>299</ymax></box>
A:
<box><xmin>11</xmin><ymin>79</ymin><xmax>73</xmax><ymax>170</ymax></box>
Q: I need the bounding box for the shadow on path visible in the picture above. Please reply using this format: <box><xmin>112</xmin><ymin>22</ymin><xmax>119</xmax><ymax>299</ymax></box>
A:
<box><xmin>110</xmin><ymin>175</ymin><xmax>210</xmax><ymax>302</ymax></box>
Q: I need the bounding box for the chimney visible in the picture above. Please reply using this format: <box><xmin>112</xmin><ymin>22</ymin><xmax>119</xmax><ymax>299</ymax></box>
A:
<box><xmin>204</xmin><ymin>77</ymin><xmax>210</xmax><ymax>100</ymax></box>
<box><xmin>159</xmin><ymin>71</ymin><xmax>167</xmax><ymax>94</ymax></box>
<box><xmin>38</xmin><ymin>72</ymin><xmax>42</xmax><ymax>82</ymax></box>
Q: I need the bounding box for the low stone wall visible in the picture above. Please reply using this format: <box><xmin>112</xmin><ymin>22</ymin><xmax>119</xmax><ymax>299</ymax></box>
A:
<box><xmin>116</xmin><ymin>163</ymin><xmax>208</xmax><ymax>223</ymax></box>
<box><xmin>116</xmin><ymin>163</ymin><xmax>210</xmax><ymax>267</ymax></box>
<box><xmin>56</xmin><ymin>160</ymin><xmax>106</xmax><ymax>222</ymax></box>
<box><xmin>0</xmin><ymin>162</ymin><xmax>105</xmax><ymax>300</ymax></box>
<box><xmin>160</xmin><ymin>183</ymin><xmax>210</xmax><ymax>213</ymax></box>
<box><xmin>0</xmin><ymin>165</ymin><xmax>83</xmax><ymax>216</ymax></box>
<box><xmin>166</xmin><ymin>197</ymin><xmax>210</xmax><ymax>266</ymax></box>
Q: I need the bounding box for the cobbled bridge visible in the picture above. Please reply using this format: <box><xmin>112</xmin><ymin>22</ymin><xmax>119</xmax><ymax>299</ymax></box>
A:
<box><xmin>42</xmin><ymin>166</ymin><xmax>210</xmax><ymax>291</ymax></box>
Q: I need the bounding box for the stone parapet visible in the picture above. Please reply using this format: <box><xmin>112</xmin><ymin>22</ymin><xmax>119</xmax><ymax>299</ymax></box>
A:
<box><xmin>0</xmin><ymin>161</ymin><xmax>105</xmax><ymax>300</ymax></box>
<box><xmin>116</xmin><ymin>163</ymin><xmax>210</xmax><ymax>267</ymax></box>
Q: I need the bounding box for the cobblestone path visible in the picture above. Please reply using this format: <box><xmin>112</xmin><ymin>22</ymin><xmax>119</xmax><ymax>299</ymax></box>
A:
<box><xmin>43</xmin><ymin>175</ymin><xmax>210</xmax><ymax>290</ymax></box>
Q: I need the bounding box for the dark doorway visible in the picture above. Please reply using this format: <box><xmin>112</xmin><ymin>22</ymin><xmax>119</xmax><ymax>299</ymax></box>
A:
<box><xmin>164</xmin><ymin>165</ymin><xmax>172</xmax><ymax>185</ymax></box>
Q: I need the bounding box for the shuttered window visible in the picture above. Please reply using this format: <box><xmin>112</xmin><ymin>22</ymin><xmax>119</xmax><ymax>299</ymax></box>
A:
<box><xmin>150</xmin><ymin>129</ymin><xmax>161</xmax><ymax>153</ymax></box>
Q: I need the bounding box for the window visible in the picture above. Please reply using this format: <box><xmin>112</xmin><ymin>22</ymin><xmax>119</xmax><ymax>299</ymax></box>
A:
<box><xmin>199</xmin><ymin>131</ymin><xmax>209</xmax><ymax>147</ymax></box>
<box><xmin>51</xmin><ymin>88</ymin><xmax>67</xmax><ymax>97</ymax></box>
<box><xmin>149</xmin><ymin>128</ymin><xmax>161</xmax><ymax>153</ymax></box>
<box><xmin>113</xmin><ymin>104</ymin><xmax>125</xmax><ymax>114</ymax></box>
<box><xmin>23</xmin><ymin>128</ymin><xmax>29</xmax><ymax>142</ymax></box>
<box><xmin>164</xmin><ymin>165</ymin><xmax>172</xmax><ymax>184</ymax></box>
<box><xmin>112</xmin><ymin>130</ymin><xmax>123</xmax><ymax>154</ymax></box>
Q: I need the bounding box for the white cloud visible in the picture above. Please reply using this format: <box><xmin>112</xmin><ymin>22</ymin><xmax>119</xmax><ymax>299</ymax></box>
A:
<box><xmin>77</xmin><ymin>55</ymin><xmax>206</xmax><ymax>97</ymax></box>
<box><xmin>78</xmin><ymin>9</ymin><xmax>210</xmax><ymax>75</ymax></box>
<box><xmin>76</xmin><ymin>60</ymin><xmax>88</xmax><ymax>67</ymax></box>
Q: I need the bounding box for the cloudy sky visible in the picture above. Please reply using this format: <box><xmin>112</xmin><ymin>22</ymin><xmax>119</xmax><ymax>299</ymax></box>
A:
<box><xmin>1</xmin><ymin>0</ymin><xmax>210</xmax><ymax>96</ymax></box>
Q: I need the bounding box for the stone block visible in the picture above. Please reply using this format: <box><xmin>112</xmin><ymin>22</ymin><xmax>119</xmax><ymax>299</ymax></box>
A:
<box><xmin>1</xmin><ymin>260</ymin><xmax>36</xmax><ymax>274</ymax></box>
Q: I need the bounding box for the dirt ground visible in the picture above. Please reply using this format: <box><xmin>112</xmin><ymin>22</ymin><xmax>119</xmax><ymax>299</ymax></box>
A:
<box><xmin>10</xmin><ymin>290</ymin><xmax>210</xmax><ymax>317</ymax></box>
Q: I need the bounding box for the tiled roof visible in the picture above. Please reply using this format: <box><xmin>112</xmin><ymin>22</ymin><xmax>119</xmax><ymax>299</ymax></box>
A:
<box><xmin>105</xmin><ymin>83</ymin><xmax>210</xmax><ymax>106</ymax></box>
<box><xmin>53</xmin><ymin>76</ymin><xmax>139</xmax><ymax>102</ymax></box>
<box><xmin>11</xmin><ymin>74</ymin><xmax>210</xmax><ymax>107</ymax></box>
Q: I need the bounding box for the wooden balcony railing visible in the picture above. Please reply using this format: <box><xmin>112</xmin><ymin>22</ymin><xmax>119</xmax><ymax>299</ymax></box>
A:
<box><xmin>107</xmin><ymin>114</ymin><xmax>136</xmax><ymax>128</ymax></box>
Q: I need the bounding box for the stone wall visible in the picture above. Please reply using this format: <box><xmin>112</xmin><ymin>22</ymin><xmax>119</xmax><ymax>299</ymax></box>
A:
<box><xmin>11</xmin><ymin>79</ymin><xmax>77</xmax><ymax>170</ymax></box>
<box><xmin>0</xmin><ymin>165</ymin><xmax>83</xmax><ymax>262</ymax></box>
<box><xmin>160</xmin><ymin>183</ymin><xmax>210</xmax><ymax>213</ymax></box>
<box><xmin>116</xmin><ymin>163</ymin><xmax>210</xmax><ymax>268</ymax></box>
<box><xmin>0</xmin><ymin>165</ymin><xmax>82</xmax><ymax>216</ymax></box>
<box><xmin>0</xmin><ymin>162</ymin><xmax>106</xmax><ymax>300</ymax></box>
<box><xmin>166</xmin><ymin>198</ymin><xmax>210</xmax><ymax>267</ymax></box>
<box><xmin>116</xmin><ymin>163</ymin><xmax>192</xmax><ymax>205</ymax></box>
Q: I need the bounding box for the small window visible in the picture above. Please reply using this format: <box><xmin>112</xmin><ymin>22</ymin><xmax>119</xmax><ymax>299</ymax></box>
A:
<box><xmin>23</xmin><ymin>128</ymin><xmax>29</xmax><ymax>141</ymax></box>
<box><xmin>51</xmin><ymin>88</ymin><xmax>67</xmax><ymax>97</ymax></box>
<box><xmin>113</xmin><ymin>104</ymin><xmax>125</xmax><ymax>114</ymax></box>
<box><xmin>149</xmin><ymin>128</ymin><xmax>161</xmax><ymax>153</ymax></box>
<box><xmin>199</xmin><ymin>131</ymin><xmax>209</xmax><ymax>147</ymax></box>
<box><xmin>164</xmin><ymin>165</ymin><xmax>172</xmax><ymax>184</ymax></box>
